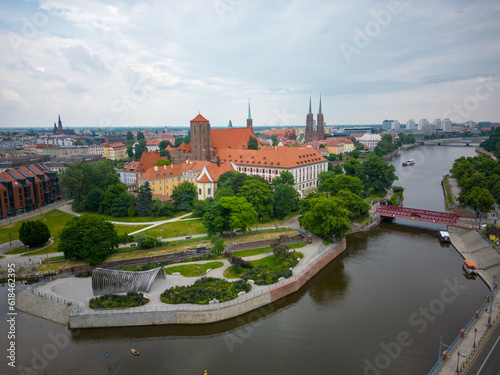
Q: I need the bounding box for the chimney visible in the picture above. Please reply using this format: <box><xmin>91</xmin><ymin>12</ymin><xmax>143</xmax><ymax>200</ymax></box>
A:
<box><xmin>216</xmin><ymin>155</ymin><xmax>220</xmax><ymax>167</ymax></box>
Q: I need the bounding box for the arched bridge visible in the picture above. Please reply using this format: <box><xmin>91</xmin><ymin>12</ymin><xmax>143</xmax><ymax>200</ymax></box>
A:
<box><xmin>376</xmin><ymin>205</ymin><xmax>459</xmax><ymax>225</ymax></box>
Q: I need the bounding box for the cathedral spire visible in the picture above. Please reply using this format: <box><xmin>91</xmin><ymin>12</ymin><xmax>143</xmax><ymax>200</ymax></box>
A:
<box><xmin>228</xmin><ymin>119</ymin><xmax>233</xmax><ymax>128</ymax></box>
<box><xmin>308</xmin><ymin>94</ymin><xmax>312</xmax><ymax>114</ymax></box>
<box><xmin>247</xmin><ymin>99</ymin><xmax>252</xmax><ymax>120</ymax></box>
<box><xmin>246</xmin><ymin>99</ymin><xmax>253</xmax><ymax>131</ymax></box>
<box><xmin>318</xmin><ymin>94</ymin><xmax>322</xmax><ymax>115</ymax></box>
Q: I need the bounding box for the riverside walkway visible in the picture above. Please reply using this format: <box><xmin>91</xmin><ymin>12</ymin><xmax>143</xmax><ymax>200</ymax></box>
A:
<box><xmin>427</xmin><ymin>229</ymin><xmax>500</xmax><ymax>374</ymax></box>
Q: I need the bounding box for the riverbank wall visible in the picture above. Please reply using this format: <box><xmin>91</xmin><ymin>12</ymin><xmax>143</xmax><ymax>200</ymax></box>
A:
<box><xmin>66</xmin><ymin>239</ymin><xmax>346</xmax><ymax>328</ymax></box>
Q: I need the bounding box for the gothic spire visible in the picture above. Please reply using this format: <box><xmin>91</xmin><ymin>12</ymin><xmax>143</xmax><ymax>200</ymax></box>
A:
<box><xmin>247</xmin><ymin>99</ymin><xmax>252</xmax><ymax>120</ymax></box>
<box><xmin>228</xmin><ymin>119</ymin><xmax>233</xmax><ymax>128</ymax></box>
<box><xmin>308</xmin><ymin>94</ymin><xmax>312</xmax><ymax>114</ymax></box>
<box><xmin>318</xmin><ymin>94</ymin><xmax>322</xmax><ymax>115</ymax></box>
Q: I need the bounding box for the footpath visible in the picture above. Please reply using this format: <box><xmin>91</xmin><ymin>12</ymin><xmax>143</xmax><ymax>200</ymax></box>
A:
<box><xmin>427</xmin><ymin>229</ymin><xmax>500</xmax><ymax>374</ymax></box>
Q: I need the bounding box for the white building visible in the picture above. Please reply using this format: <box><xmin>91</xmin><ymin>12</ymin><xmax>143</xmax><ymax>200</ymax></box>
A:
<box><xmin>406</xmin><ymin>119</ymin><xmax>416</xmax><ymax>130</ymax></box>
<box><xmin>358</xmin><ymin>133</ymin><xmax>382</xmax><ymax>150</ymax></box>
<box><xmin>434</xmin><ymin>119</ymin><xmax>442</xmax><ymax>129</ymax></box>
<box><xmin>418</xmin><ymin>119</ymin><xmax>429</xmax><ymax>131</ymax></box>
<box><xmin>119</xmin><ymin>161</ymin><xmax>139</xmax><ymax>186</ymax></box>
<box><xmin>391</xmin><ymin>121</ymin><xmax>400</xmax><ymax>131</ymax></box>
<box><xmin>442</xmin><ymin>118</ymin><xmax>452</xmax><ymax>132</ymax></box>
<box><xmin>216</xmin><ymin>147</ymin><xmax>328</xmax><ymax>197</ymax></box>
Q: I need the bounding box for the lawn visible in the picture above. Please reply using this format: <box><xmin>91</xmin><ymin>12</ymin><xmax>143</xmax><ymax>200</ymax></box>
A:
<box><xmin>144</xmin><ymin>219</ymin><xmax>207</xmax><ymax>238</ymax></box>
<box><xmin>81</xmin><ymin>210</ymin><xmax>190</xmax><ymax>223</ymax></box>
<box><xmin>0</xmin><ymin>209</ymin><xmax>147</xmax><ymax>257</ymax></box>
<box><xmin>164</xmin><ymin>261</ymin><xmax>224</xmax><ymax>277</ymax></box>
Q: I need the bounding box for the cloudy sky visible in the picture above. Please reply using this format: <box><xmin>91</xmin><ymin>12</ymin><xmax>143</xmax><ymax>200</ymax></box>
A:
<box><xmin>1</xmin><ymin>0</ymin><xmax>499</xmax><ymax>129</ymax></box>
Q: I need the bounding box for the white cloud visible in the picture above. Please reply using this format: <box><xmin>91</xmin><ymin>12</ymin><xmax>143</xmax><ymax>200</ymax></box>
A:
<box><xmin>0</xmin><ymin>87</ymin><xmax>29</xmax><ymax>109</ymax></box>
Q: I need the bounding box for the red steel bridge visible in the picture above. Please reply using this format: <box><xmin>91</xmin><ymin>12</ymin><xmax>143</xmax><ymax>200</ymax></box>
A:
<box><xmin>376</xmin><ymin>205</ymin><xmax>459</xmax><ymax>225</ymax></box>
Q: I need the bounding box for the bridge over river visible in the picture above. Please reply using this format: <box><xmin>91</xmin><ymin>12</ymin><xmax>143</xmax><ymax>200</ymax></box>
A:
<box><xmin>422</xmin><ymin>136</ymin><xmax>487</xmax><ymax>146</ymax></box>
<box><xmin>376</xmin><ymin>205</ymin><xmax>459</xmax><ymax>225</ymax></box>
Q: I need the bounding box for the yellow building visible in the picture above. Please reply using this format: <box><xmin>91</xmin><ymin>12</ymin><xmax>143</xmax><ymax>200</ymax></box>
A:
<box><xmin>102</xmin><ymin>142</ymin><xmax>127</xmax><ymax>160</ymax></box>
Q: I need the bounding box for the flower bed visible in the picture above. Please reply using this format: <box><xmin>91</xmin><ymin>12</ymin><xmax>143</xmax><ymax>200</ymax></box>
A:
<box><xmin>161</xmin><ymin>277</ymin><xmax>251</xmax><ymax>304</ymax></box>
<box><xmin>240</xmin><ymin>252</ymin><xmax>302</xmax><ymax>285</ymax></box>
<box><xmin>89</xmin><ymin>292</ymin><xmax>149</xmax><ymax>309</ymax></box>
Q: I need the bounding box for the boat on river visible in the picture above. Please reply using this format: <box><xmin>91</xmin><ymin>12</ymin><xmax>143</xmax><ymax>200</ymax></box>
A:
<box><xmin>462</xmin><ymin>260</ymin><xmax>478</xmax><ymax>275</ymax></box>
<box><xmin>131</xmin><ymin>348</ymin><xmax>140</xmax><ymax>356</ymax></box>
<box><xmin>438</xmin><ymin>231</ymin><xmax>451</xmax><ymax>243</ymax></box>
<box><xmin>402</xmin><ymin>159</ymin><xmax>415</xmax><ymax>166</ymax></box>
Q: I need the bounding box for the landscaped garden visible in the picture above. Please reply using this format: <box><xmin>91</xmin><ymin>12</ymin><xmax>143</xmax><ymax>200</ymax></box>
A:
<box><xmin>89</xmin><ymin>292</ymin><xmax>149</xmax><ymax>309</ymax></box>
<box><xmin>160</xmin><ymin>277</ymin><xmax>251</xmax><ymax>304</ymax></box>
<box><xmin>224</xmin><ymin>251</ymin><xmax>303</xmax><ymax>285</ymax></box>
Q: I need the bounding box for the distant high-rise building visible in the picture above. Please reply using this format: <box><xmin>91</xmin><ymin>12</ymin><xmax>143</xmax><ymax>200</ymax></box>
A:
<box><xmin>465</xmin><ymin>120</ymin><xmax>475</xmax><ymax>128</ymax></box>
<box><xmin>442</xmin><ymin>118</ymin><xmax>452</xmax><ymax>132</ymax></box>
<box><xmin>382</xmin><ymin>120</ymin><xmax>393</xmax><ymax>131</ymax></box>
<box><xmin>434</xmin><ymin>119</ymin><xmax>442</xmax><ymax>129</ymax></box>
<box><xmin>406</xmin><ymin>119</ymin><xmax>416</xmax><ymax>130</ymax></box>
<box><xmin>391</xmin><ymin>120</ymin><xmax>400</xmax><ymax>131</ymax></box>
<box><xmin>418</xmin><ymin>118</ymin><xmax>429</xmax><ymax>131</ymax></box>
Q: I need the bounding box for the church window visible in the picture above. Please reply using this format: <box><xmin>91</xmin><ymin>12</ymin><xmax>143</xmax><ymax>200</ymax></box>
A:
<box><xmin>199</xmin><ymin>188</ymin><xmax>202</xmax><ymax>194</ymax></box>
<box><xmin>204</xmin><ymin>125</ymin><xmax>206</xmax><ymax>133</ymax></box>
<box><xmin>194</xmin><ymin>125</ymin><xmax>197</xmax><ymax>134</ymax></box>
<box><xmin>208</xmin><ymin>188</ymin><xmax>211</xmax><ymax>195</ymax></box>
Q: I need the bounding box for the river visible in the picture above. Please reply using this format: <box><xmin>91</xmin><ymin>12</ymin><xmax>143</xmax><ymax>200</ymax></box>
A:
<box><xmin>0</xmin><ymin>145</ymin><xmax>489</xmax><ymax>375</ymax></box>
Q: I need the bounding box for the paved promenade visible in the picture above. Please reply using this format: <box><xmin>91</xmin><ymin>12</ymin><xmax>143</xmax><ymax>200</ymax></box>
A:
<box><xmin>428</xmin><ymin>229</ymin><xmax>500</xmax><ymax>374</ymax></box>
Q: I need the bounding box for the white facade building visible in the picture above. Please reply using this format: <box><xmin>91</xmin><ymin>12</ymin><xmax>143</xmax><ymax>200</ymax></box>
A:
<box><xmin>418</xmin><ymin>119</ymin><xmax>429</xmax><ymax>131</ymax></box>
<box><xmin>406</xmin><ymin>119</ymin><xmax>416</xmax><ymax>130</ymax></box>
<box><xmin>359</xmin><ymin>133</ymin><xmax>382</xmax><ymax>150</ymax></box>
<box><xmin>434</xmin><ymin>119</ymin><xmax>442</xmax><ymax>129</ymax></box>
<box><xmin>442</xmin><ymin>118</ymin><xmax>452</xmax><ymax>132</ymax></box>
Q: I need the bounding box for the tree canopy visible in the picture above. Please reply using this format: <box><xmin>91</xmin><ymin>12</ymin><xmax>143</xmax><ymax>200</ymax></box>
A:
<box><xmin>171</xmin><ymin>181</ymin><xmax>197</xmax><ymax>211</ymax></box>
<box><xmin>247</xmin><ymin>136</ymin><xmax>259</xmax><ymax>150</ymax></box>
<box><xmin>219</xmin><ymin>196</ymin><xmax>258</xmax><ymax>235</ymax></box>
<box><xmin>299</xmin><ymin>196</ymin><xmax>351</xmax><ymax>241</ymax></box>
<box><xmin>136</xmin><ymin>182</ymin><xmax>153</xmax><ymax>216</ymax></box>
<box><xmin>272</xmin><ymin>170</ymin><xmax>295</xmax><ymax>187</ymax></box>
<box><xmin>59</xmin><ymin>216</ymin><xmax>119</xmax><ymax>265</ymax></box>
<box><xmin>238</xmin><ymin>179</ymin><xmax>274</xmax><ymax>221</ymax></box>
<box><xmin>19</xmin><ymin>220</ymin><xmax>50</xmax><ymax>247</ymax></box>
<box><xmin>356</xmin><ymin>154</ymin><xmax>398</xmax><ymax>193</ymax></box>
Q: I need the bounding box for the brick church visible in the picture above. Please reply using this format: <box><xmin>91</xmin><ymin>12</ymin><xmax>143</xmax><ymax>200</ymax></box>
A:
<box><xmin>168</xmin><ymin>102</ymin><xmax>256</xmax><ymax>163</ymax></box>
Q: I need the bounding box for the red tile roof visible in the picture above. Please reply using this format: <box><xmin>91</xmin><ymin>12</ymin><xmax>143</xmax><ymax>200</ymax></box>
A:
<box><xmin>191</xmin><ymin>114</ymin><xmax>209</xmax><ymax>122</ymax></box>
<box><xmin>211</xmin><ymin>128</ymin><xmax>256</xmax><ymax>152</ymax></box>
<box><xmin>215</xmin><ymin>147</ymin><xmax>326</xmax><ymax>169</ymax></box>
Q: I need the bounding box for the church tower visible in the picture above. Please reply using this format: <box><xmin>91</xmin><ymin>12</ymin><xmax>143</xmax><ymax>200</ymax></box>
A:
<box><xmin>190</xmin><ymin>113</ymin><xmax>213</xmax><ymax>161</ymax></box>
<box><xmin>305</xmin><ymin>95</ymin><xmax>314</xmax><ymax>143</ymax></box>
<box><xmin>57</xmin><ymin>115</ymin><xmax>63</xmax><ymax>135</ymax></box>
<box><xmin>316</xmin><ymin>95</ymin><xmax>324</xmax><ymax>141</ymax></box>
<box><xmin>246</xmin><ymin>99</ymin><xmax>253</xmax><ymax>131</ymax></box>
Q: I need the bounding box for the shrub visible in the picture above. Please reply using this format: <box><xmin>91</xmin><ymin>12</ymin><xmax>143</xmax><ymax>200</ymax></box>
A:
<box><xmin>223</xmin><ymin>250</ymin><xmax>233</xmax><ymax>258</ymax></box>
<box><xmin>75</xmin><ymin>271</ymin><xmax>93</xmax><ymax>278</ymax></box>
<box><xmin>161</xmin><ymin>277</ymin><xmax>251</xmax><ymax>304</ymax></box>
<box><xmin>240</xmin><ymin>252</ymin><xmax>301</xmax><ymax>285</ymax></box>
<box><xmin>19</xmin><ymin>220</ymin><xmax>50</xmax><ymax>247</ymax></box>
<box><xmin>229</xmin><ymin>256</ymin><xmax>253</xmax><ymax>269</ymax></box>
<box><xmin>135</xmin><ymin>233</ymin><xmax>160</xmax><ymax>249</ymax></box>
<box><xmin>89</xmin><ymin>292</ymin><xmax>148</xmax><ymax>309</ymax></box>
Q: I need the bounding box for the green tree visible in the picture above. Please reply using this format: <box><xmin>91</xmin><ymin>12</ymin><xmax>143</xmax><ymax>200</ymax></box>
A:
<box><xmin>159</xmin><ymin>140</ymin><xmax>172</xmax><ymax>150</ymax></box>
<box><xmin>137</xmin><ymin>131</ymin><xmax>145</xmax><ymax>141</ymax></box>
<box><xmin>343</xmin><ymin>158</ymin><xmax>360</xmax><ymax>176</ymax></box>
<box><xmin>159</xmin><ymin>148</ymin><xmax>172</xmax><ymax>160</ymax></box>
<box><xmin>86</xmin><ymin>186</ymin><xmax>104</xmax><ymax>212</ymax></box>
<box><xmin>356</xmin><ymin>154</ymin><xmax>398</xmax><ymax>193</ymax></box>
<box><xmin>136</xmin><ymin>182</ymin><xmax>153</xmax><ymax>216</ymax></box>
<box><xmin>270</xmin><ymin>135</ymin><xmax>279</xmax><ymax>146</ymax></box>
<box><xmin>59</xmin><ymin>216</ymin><xmax>118</xmax><ymax>265</ymax></box>
<box><xmin>273</xmin><ymin>183</ymin><xmax>299</xmax><ymax>219</ymax></box>
<box><xmin>214</xmin><ymin>185</ymin><xmax>235</xmax><ymax>200</ymax></box>
<box><xmin>333</xmin><ymin>164</ymin><xmax>343</xmax><ymax>175</ymax></box>
<box><xmin>247</xmin><ymin>136</ymin><xmax>259</xmax><ymax>150</ymax></box>
<box><xmin>219</xmin><ymin>196</ymin><xmax>258</xmax><ymax>235</ymax></box>
<box><xmin>323</xmin><ymin>175</ymin><xmax>364</xmax><ymax>196</ymax></box>
<box><xmin>19</xmin><ymin>220</ymin><xmax>50</xmax><ymax>247</ymax></box>
<box><xmin>203</xmin><ymin>201</ymin><xmax>231</xmax><ymax>236</ymax></box>
<box><xmin>217</xmin><ymin>171</ymin><xmax>248</xmax><ymax>194</ymax></box>
<box><xmin>59</xmin><ymin>160</ymin><xmax>116</xmax><ymax>203</ymax></box>
<box><xmin>126</xmin><ymin>131</ymin><xmax>134</xmax><ymax>142</ymax></box>
<box><xmin>211</xmin><ymin>237</ymin><xmax>225</xmax><ymax>256</ymax></box>
<box><xmin>335</xmin><ymin>190</ymin><xmax>370</xmax><ymax>219</ymax></box>
<box><xmin>299</xmin><ymin>196</ymin><xmax>351</xmax><ymax>241</ymax></box>
<box><xmin>110</xmin><ymin>193</ymin><xmax>135</xmax><ymax>217</ymax></box>
<box><xmin>100</xmin><ymin>183</ymin><xmax>127</xmax><ymax>215</ymax></box>
<box><xmin>463</xmin><ymin>186</ymin><xmax>495</xmax><ymax>213</ymax></box>
<box><xmin>134</xmin><ymin>139</ymin><xmax>147</xmax><ymax>160</ymax></box>
<box><xmin>171</xmin><ymin>181</ymin><xmax>197</xmax><ymax>211</ymax></box>
<box><xmin>238</xmin><ymin>179</ymin><xmax>274</xmax><ymax>221</ymax></box>
<box><xmin>272</xmin><ymin>170</ymin><xmax>295</xmax><ymax>187</ymax></box>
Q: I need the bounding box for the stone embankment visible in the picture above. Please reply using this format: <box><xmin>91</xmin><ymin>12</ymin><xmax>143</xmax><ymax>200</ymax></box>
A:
<box><xmin>449</xmin><ymin>228</ymin><xmax>500</xmax><ymax>289</ymax></box>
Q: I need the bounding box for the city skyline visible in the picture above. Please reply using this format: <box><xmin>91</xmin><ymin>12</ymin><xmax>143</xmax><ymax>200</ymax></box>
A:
<box><xmin>1</xmin><ymin>0</ymin><xmax>500</xmax><ymax>128</ymax></box>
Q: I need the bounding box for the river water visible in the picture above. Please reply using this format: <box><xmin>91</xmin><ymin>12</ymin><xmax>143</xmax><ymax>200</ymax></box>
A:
<box><xmin>0</xmin><ymin>146</ymin><xmax>489</xmax><ymax>375</ymax></box>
